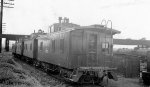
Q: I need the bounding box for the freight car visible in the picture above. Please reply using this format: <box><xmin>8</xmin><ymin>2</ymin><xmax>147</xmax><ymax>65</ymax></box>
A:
<box><xmin>133</xmin><ymin>48</ymin><xmax>150</xmax><ymax>85</ymax></box>
<box><xmin>137</xmin><ymin>49</ymin><xmax>150</xmax><ymax>85</ymax></box>
<box><xmin>13</xmin><ymin>39</ymin><xmax>23</xmax><ymax>58</ymax></box>
<box><xmin>12</xmin><ymin>18</ymin><xmax>120</xmax><ymax>85</ymax></box>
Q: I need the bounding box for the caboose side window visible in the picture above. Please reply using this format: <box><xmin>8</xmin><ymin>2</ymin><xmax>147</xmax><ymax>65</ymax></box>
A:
<box><xmin>52</xmin><ymin>40</ymin><xmax>55</xmax><ymax>52</ymax></box>
<box><xmin>24</xmin><ymin>45</ymin><xmax>25</xmax><ymax>50</ymax></box>
<box><xmin>30</xmin><ymin>43</ymin><xmax>32</xmax><ymax>51</ymax></box>
<box><xmin>40</xmin><ymin>42</ymin><xmax>43</xmax><ymax>51</ymax></box>
<box><xmin>60</xmin><ymin>39</ymin><xmax>64</xmax><ymax>53</ymax></box>
<box><xmin>18</xmin><ymin>45</ymin><xmax>19</xmax><ymax>51</ymax></box>
<box><xmin>20</xmin><ymin>45</ymin><xmax>22</xmax><ymax>50</ymax></box>
<box><xmin>26</xmin><ymin>44</ymin><xmax>28</xmax><ymax>50</ymax></box>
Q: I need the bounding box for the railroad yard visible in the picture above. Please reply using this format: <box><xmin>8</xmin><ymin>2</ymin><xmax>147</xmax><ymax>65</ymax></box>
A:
<box><xmin>1</xmin><ymin>18</ymin><xmax>149</xmax><ymax>87</ymax></box>
<box><xmin>0</xmin><ymin>52</ymin><xmax>144</xmax><ymax>87</ymax></box>
<box><xmin>0</xmin><ymin>0</ymin><xmax>150</xmax><ymax>87</ymax></box>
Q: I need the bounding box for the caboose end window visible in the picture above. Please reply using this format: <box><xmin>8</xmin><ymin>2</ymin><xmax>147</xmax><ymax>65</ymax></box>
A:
<box><xmin>40</xmin><ymin>42</ymin><xmax>43</xmax><ymax>51</ymax></box>
<box><xmin>102</xmin><ymin>42</ymin><xmax>109</xmax><ymax>53</ymax></box>
<box><xmin>52</xmin><ymin>40</ymin><xmax>55</xmax><ymax>52</ymax></box>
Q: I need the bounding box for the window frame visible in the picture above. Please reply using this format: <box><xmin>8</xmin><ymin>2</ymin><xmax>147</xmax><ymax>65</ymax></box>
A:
<box><xmin>40</xmin><ymin>42</ymin><xmax>43</xmax><ymax>51</ymax></box>
<box><xmin>30</xmin><ymin>43</ymin><xmax>32</xmax><ymax>51</ymax></box>
<box><xmin>26</xmin><ymin>44</ymin><xmax>28</xmax><ymax>50</ymax></box>
<box><xmin>102</xmin><ymin>42</ymin><xmax>109</xmax><ymax>54</ymax></box>
<box><xmin>60</xmin><ymin>38</ymin><xmax>64</xmax><ymax>53</ymax></box>
<box><xmin>52</xmin><ymin>40</ymin><xmax>55</xmax><ymax>52</ymax></box>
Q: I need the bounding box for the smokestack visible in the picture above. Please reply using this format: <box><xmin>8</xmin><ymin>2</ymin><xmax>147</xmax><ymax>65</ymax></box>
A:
<box><xmin>64</xmin><ymin>17</ymin><xmax>67</xmax><ymax>23</ymax></box>
<box><xmin>58</xmin><ymin>17</ymin><xmax>62</xmax><ymax>23</ymax></box>
<box><xmin>66</xmin><ymin>18</ymin><xmax>69</xmax><ymax>23</ymax></box>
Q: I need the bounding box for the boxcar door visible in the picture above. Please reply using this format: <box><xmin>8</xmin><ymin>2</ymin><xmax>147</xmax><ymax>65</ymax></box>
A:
<box><xmin>33</xmin><ymin>39</ymin><xmax>38</xmax><ymax>59</ymax></box>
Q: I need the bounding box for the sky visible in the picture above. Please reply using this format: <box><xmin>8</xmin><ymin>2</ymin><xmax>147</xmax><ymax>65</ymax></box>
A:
<box><xmin>2</xmin><ymin>0</ymin><xmax>150</xmax><ymax>40</ymax></box>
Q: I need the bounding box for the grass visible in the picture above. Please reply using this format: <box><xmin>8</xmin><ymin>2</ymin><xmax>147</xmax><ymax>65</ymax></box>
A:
<box><xmin>0</xmin><ymin>52</ymin><xmax>43</xmax><ymax>87</ymax></box>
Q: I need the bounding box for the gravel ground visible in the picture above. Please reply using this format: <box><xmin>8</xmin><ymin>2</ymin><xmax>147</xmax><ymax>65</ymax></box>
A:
<box><xmin>107</xmin><ymin>77</ymin><xmax>142</xmax><ymax>87</ymax></box>
<box><xmin>1</xmin><ymin>52</ymin><xmax>144</xmax><ymax>87</ymax></box>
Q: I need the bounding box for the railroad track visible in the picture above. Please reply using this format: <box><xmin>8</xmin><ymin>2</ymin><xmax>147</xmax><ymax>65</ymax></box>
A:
<box><xmin>13</xmin><ymin>55</ymin><xmax>102</xmax><ymax>87</ymax></box>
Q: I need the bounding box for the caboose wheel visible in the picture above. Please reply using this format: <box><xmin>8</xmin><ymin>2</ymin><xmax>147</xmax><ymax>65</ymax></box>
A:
<box><xmin>78</xmin><ymin>75</ymin><xmax>94</xmax><ymax>84</ymax></box>
<box><xmin>33</xmin><ymin>60</ymin><xmax>40</xmax><ymax>68</ymax></box>
<box><xmin>33</xmin><ymin>61</ymin><xmax>36</xmax><ymax>66</ymax></box>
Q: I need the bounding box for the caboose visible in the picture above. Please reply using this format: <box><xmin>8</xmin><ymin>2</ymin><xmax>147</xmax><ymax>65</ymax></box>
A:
<box><xmin>12</xmin><ymin>17</ymin><xmax>120</xmax><ymax>85</ymax></box>
<box><xmin>36</xmin><ymin>18</ymin><xmax>120</xmax><ymax>84</ymax></box>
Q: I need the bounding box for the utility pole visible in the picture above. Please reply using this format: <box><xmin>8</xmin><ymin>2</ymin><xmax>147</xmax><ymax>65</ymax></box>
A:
<box><xmin>0</xmin><ymin>0</ymin><xmax>14</xmax><ymax>53</ymax></box>
<box><xmin>0</xmin><ymin>0</ymin><xmax>3</xmax><ymax>53</ymax></box>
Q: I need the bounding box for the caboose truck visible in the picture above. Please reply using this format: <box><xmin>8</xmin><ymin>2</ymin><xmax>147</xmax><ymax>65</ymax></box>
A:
<box><xmin>12</xmin><ymin>18</ymin><xmax>120</xmax><ymax>85</ymax></box>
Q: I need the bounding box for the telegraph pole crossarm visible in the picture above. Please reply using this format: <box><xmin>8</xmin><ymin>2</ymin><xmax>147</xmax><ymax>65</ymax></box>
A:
<box><xmin>0</xmin><ymin>0</ymin><xmax>14</xmax><ymax>53</ymax></box>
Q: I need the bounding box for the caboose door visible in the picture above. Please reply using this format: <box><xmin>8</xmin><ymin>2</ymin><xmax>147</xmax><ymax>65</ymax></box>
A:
<box><xmin>86</xmin><ymin>31</ymin><xmax>98</xmax><ymax>66</ymax></box>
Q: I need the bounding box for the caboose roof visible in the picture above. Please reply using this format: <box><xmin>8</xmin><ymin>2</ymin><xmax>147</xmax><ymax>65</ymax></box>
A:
<box><xmin>36</xmin><ymin>35</ymin><xmax>50</xmax><ymax>40</ymax></box>
<box><xmin>75</xmin><ymin>25</ymin><xmax>121</xmax><ymax>35</ymax></box>
<box><xmin>48</xmin><ymin>24</ymin><xmax>121</xmax><ymax>36</ymax></box>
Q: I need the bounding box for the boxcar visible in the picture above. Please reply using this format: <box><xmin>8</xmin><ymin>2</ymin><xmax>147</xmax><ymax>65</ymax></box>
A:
<box><xmin>15</xmin><ymin>41</ymin><xmax>22</xmax><ymax>56</ymax></box>
<box><xmin>23</xmin><ymin>32</ymin><xmax>45</xmax><ymax>63</ymax></box>
<box><xmin>23</xmin><ymin>39</ymin><xmax>35</xmax><ymax>59</ymax></box>
<box><xmin>37</xmin><ymin>30</ymin><xmax>71</xmax><ymax>68</ymax></box>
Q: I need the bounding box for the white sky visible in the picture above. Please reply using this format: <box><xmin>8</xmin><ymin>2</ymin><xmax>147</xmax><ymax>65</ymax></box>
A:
<box><xmin>3</xmin><ymin>0</ymin><xmax>150</xmax><ymax>40</ymax></box>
